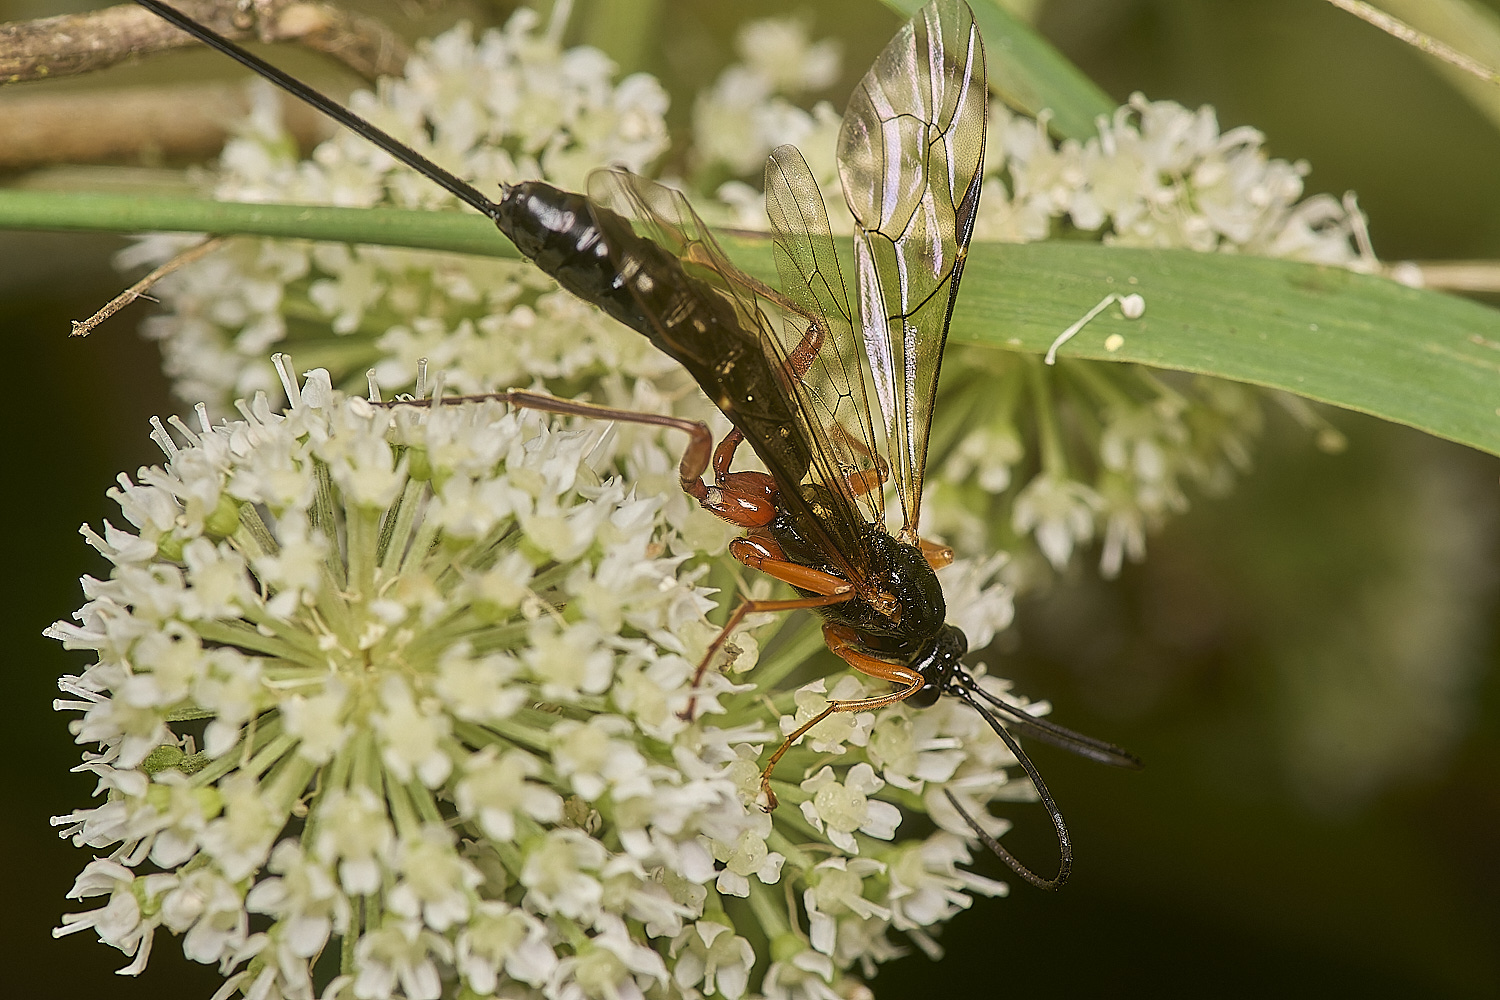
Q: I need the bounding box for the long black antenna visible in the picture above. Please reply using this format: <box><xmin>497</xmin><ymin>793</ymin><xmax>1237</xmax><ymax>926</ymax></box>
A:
<box><xmin>134</xmin><ymin>0</ymin><xmax>504</xmax><ymax>220</ymax></box>
<box><xmin>948</xmin><ymin>686</ymin><xmax>1074</xmax><ymax>891</ymax></box>
<box><xmin>961</xmin><ymin>674</ymin><xmax>1143</xmax><ymax>769</ymax></box>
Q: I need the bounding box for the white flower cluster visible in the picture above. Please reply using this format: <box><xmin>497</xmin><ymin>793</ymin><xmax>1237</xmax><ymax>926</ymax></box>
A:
<box><xmin>978</xmin><ymin>94</ymin><xmax>1370</xmax><ymax>264</ymax></box>
<box><xmin>130</xmin><ymin>6</ymin><xmax>680</xmax><ymax>413</ymax></box>
<box><xmin>923</xmin><ymin>93</ymin><xmax>1366</xmax><ymax>580</ymax></box>
<box><xmin>691</xmin><ymin>16</ymin><xmax>844</xmax><ymax>214</ymax></box>
<box><xmin>930</xmin><ymin>352</ymin><xmax>1265</xmax><ymax>580</ymax></box>
<box><xmin>50</xmin><ymin>366</ymin><xmax>1027</xmax><ymax>999</ymax></box>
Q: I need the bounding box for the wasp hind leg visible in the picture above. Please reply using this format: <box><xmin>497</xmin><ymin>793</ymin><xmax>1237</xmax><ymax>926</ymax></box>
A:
<box><xmin>379</xmin><ymin>387</ymin><xmax>719</xmax><ymax>494</ymax></box>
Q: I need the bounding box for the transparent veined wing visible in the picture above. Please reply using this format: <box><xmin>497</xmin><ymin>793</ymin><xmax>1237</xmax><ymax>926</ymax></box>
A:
<box><xmin>837</xmin><ymin>0</ymin><xmax>987</xmax><ymax>541</ymax></box>
<box><xmin>585</xmin><ymin>167</ymin><xmax>879</xmax><ymax>584</ymax></box>
<box><xmin>764</xmin><ymin>144</ymin><xmax>887</xmax><ymax>534</ymax></box>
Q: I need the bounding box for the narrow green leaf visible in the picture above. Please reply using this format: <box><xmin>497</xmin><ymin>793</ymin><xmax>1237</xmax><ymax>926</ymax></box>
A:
<box><xmin>0</xmin><ymin>190</ymin><xmax>516</xmax><ymax>259</ymax></box>
<box><xmin>950</xmin><ymin>241</ymin><xmax>1500</xmax><ymax>459</ymax></box>
<box><xmin>6</xmin><ymin>188</ymin><xmax>1498</xmax><ymax>458</ymax></box>
<box><xmin>881</xmin><ymin>0</ymin><xmax>1115</xmax><ymax>140</ymax></box>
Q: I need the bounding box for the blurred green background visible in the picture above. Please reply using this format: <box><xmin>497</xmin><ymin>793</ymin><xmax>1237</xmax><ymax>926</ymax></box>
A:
<box><xmin>3</xmin><ymin>0</ymin><xmax>1499</xmax><ymax>996</ymax></box>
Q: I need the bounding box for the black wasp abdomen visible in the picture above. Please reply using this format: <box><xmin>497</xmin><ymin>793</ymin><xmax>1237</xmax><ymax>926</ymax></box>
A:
<box><xmin>493</xmin><ymin>179</ymin><xmax>814</xmax><ymax>484</ymax></box>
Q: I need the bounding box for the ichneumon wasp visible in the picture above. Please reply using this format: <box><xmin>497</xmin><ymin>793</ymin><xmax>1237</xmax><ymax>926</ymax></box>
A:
<box><xmin>133</xmin><ymin>0</ymin><xmax>1140</xmax><ymax>889</ymax></box>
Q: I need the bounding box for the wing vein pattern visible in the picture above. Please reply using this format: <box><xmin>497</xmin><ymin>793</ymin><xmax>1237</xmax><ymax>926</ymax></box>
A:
<box><xmin>836</xmin><ymin>0</ymin><xmax>987</xmax><ymax>540</ymax></box>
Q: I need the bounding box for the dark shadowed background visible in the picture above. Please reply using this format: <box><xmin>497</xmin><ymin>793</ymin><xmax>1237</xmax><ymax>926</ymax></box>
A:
<box><xmin>2</xmin><ymin>0</ymin><xmax>1498</xmax><ymax>996</ymax></box>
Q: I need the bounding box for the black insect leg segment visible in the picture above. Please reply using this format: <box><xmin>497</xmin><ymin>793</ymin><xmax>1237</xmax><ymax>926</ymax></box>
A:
<box><xmin>944</xmin><ymin>685</ymin><xmax>1073</xmax><ymax>891</ymax></box>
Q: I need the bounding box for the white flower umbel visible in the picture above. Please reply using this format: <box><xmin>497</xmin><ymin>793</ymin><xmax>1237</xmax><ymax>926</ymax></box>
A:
<box><xmin>51</xmin><ymin>366</ymin><xmax>1030</xmax><ymax>999</ymax></box>
<box><xmin>922</xmin><ymin>94</ymin><xmax>1367</xmax><ymax>583</ymax></box>
<box><xmin>692</xmin><ymin>16</ymin><xmax>843</xmax><ymax>195</ymax></box>
<box><xmin>979</xmin><ymin>94</ymin><xmax>1373</xmax><ymax>265</ymax></box>
<box><xmin>127</xmin><ymin>5</ymin><xmax>681</xmax><ymax>414</ymax></box>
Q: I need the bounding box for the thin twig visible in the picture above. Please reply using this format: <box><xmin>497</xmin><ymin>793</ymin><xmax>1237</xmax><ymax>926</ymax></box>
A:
<box><xmin>71</xmin><ymin>235</ymin><xmax>227</xmax><ymax>338</ymax></box>
<box><xmin>1392</xmin><ymin>259</ymin><xmax>1500</xmax><ymax>293</ymax></box>
<box><xmin>1324</xmin><ymin>0</ymin><xmax>1500</xmax><ymax>85</ymax></box>
<box><xmin>0</xmin><ymin>0</ymin><xmax>408</xmax><ymax>85</ymax></box>
<box><xmin>0</xmin><ymin>84</ymin><xmax>329</xmax><ymax>169</ymax></box>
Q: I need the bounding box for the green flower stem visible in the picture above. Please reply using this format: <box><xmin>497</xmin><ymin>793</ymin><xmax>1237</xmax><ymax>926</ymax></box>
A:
<box><xmin>553</xmin><ymin>914</ymin><xmax>590</xmax><ymax>952</ymax></box>
<box><xmin>242</xmin><ymin>730</ymin><xmax>298</xmax><ymax>783</ymax></box>
<box><xmin>383</xmin><ymin>769</ymin><xmax>423</xmax><ymax>838</ymax></box>
<box><xmin>746</xmin><ymin>881</ymin><xmax>796</xmax><ymax>941</ymax></box>
<box><xmin>765</xmin><ymin>790</ymin><xmax>829</xmax><ymax>846</ymax></box>
<box><xmin>398</xmin><ymin>509</ymin><xmax>446</xmax><ymax>588</ymax></box>
<box><xmin>234</xmin><ymin>503</ymin><xmax>280</xmax><ymax>559</ymax></box>
<box><xmin>188</xmin><ymin>725</ymin><xmax>276</xmax><ymax>789</ymax></box>
<box><xmin>349</xmin><ymin>727</ymin><xmax>383</xmax><ymax>796</ymax></box>
<box><xmin>1023</xmin><ymin>355</ymin><xmax>1070</xmax><ymax>476</ymax></box>
<box><xmin>303</xmin><ymin>744</ymin><xmax>355</xmax><ymax>849</ymax></box>
<box><xmin>263</xmin><ymin>750</ymin><xmax>320</xmax><ymax>813</ymax></box>
<box><xmin>341</xmin><ymin>910</ymin><xmax>359</xmax><ymax>977</ymax></box>
<box><xmin>454</xmin><ymin>714</ymin><xmax>559</xmax><ymax>758</ymax></box>
<box><xmin>928</xmin><ymin>352</ymin><xmax>1019</xmax><ymax>459</ymax></box>
<box><xmin>729</xmin><ymin>615</ymin><xmax>826</xmax><ymax>704</ymax></box>
<box><xmin>236</xmin><ymin>614</ymin><xmax>334</xmax><ymax>666</ymax></box>
<box><xmin>425</xmin><ymin>621</ymin><xmax>533</xmax><ymax>660</ymax></box>
<box><xmin>191</xmin><ymin>617</ymin><xmax>323</xmax><ymax>665</ymax></box>
<box><xmin>1060</xmin><ymin>355</ymin><xmax>1135</xmax><ymax>412</ymax></box>
<box><xmin>764</xmin><ymin>828</ymin><xmax>817</xmax><ymax>874</ymax></box>
<box><xmin>311</xmin><ymin>461</ymin><xmax>344</xmax><ymax>581</ymax></box>
<box><xmin>361</xmin><ymin>891</ymin><xmax>385</xmax><ymax>942</ymax></box>
<box><xmin>345</xmin><ymin>503</ymin><xmax>383</xmax><ymax>604</ymax></box>
<box><xmin>376</xmin><ymin>480</ymin><xmax>427</xmax><ymax>576</ymax></box>
<box><xmin>492</xmin><ymin>841</ymin><xmax>527</xmax><ymax>885</ymax></box>
<box><xmin>405</xmin><ymin>778</ymin><xmax>446</xmax><ymax>827</ymax></box>
<box><xmin>1133</xmin><ymin>365</ymin><xmax>1190</xmax><ymax>409</ymax></box>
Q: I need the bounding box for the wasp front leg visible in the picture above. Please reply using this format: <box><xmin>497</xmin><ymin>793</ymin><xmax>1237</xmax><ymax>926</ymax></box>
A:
<box><xmin>757</xmin><ymin>624</ymin><xmax>924</xmax><ymax>810</ymax></box>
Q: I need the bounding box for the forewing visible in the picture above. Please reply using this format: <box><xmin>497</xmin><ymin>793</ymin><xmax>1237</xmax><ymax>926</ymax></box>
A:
<box><xmin>764</xmin><ymin>145</ymin><xmax>887</xmax><ymax>533</ymax></box>
<box><xmin>837</xmin><ymin>0</ymin><xmax>986</xmax><ymax>540</ymax></box>
<box><xmin>586</xmin><ymin>167</ymin><xmax>874</xmax><ymax>580</ymax></box>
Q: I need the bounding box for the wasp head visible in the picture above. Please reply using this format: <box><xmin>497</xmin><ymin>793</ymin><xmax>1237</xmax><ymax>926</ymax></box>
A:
<box><xmin>906</xmin><ymin>623</ymin><xmax>968</xmax><ymax>708</ymax></box>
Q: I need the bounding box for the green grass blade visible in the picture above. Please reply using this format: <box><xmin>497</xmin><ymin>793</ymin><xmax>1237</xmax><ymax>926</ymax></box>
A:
<box><xmin>952</xmin><ymin>241</ymin><xmax>1500</xmax><ymax>458</ymax></box>
<box><xmin>881</xmin><ymin>0</ymin><xmax>1115</xmax><ymax>140</ymax></box>
<box><xmin>0</xmin><ymin>190</ymin><xmax>515</xmax><ymax>258</ymax></box>
<box><xmin>6</xmin><ymin>187</ymin><xmax>1498</xmax><ymax>457</ymax></box>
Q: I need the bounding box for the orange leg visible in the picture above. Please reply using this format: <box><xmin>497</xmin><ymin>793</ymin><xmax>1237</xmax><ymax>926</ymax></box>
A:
<box><xmin>681</xmin><ymin>428</ymin><xmax>782</xmax><ymax>528</ymax></box>
<box><xmin>784</xmin><ymin>319</ymin><xmax>825</xmax><ymax>383</ymax></box>
<box><xmin>679</xmin><ymin>534</ymin><xmax>858</xmax><ymax>720</ymax></box>
<box><xmin>919</xmin><ymin>537</ymin><xmax>954</xmax><ymax>569</ymax></box>
<box><xmin>815</xmin><ymin>421</ymin><xmax>890</xmax><ymax>507</ymax></box>
<box><xmin>757</xmin><ymin>623</ymin><xmax>924</xmax><ymax>809</ymax></box>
